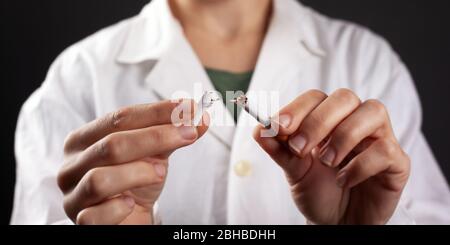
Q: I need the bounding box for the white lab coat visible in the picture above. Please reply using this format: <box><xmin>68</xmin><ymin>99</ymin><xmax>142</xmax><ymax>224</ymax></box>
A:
<box><xmin>12</xmin><ymin>0</ymin><xmax>450</xmax><ymax>224</ymax></box>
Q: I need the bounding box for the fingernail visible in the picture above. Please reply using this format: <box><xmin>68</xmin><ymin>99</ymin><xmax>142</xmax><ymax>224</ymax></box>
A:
<box><xmin>154</xmin><ymin>162</ymin><xmax>166</xmax><ymax>178</ymax></box>
<box><xmin>178</xmin><ymin>126</ymin><xmax>197</xmax><ymax>140</ymax></box>
<box><xmin>289</xmin><ymin>134</ymin><xmax>307</xmax><ymax>155</ymax></box>
<box><xmin>320</xmin><ymin>147</ymin><xmax>336</xmax><ymax>167</ymax></box>
<box><xmin>336</xmin><ymin>171</ymin><xmax>347</xmax><ymax>188</ymax></box>
<box><xmin>123</xmin><ymin>196</ymin><xmax>135</xmax><ymax>208</ymax></box>
<box><xmin>277</xmin><ymin>114</ymin><xmax>292</xmax><ymax>129</ymax></box>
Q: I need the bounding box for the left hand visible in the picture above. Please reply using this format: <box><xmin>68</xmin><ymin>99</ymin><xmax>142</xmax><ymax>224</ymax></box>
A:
<box><xmin>253</xmin><ymin>88</ymin><xmax>410</xmax><ymax>225</ymax></box>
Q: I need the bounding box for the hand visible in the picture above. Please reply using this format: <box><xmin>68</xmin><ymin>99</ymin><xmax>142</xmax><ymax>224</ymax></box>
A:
<box><xmin>58</xmin><ymin>100</ymin><xmax>209</xmax><ymax>224</ymax></box>
<box><xmin>254</xmin><ymin>89</ymin><xmax>410</xmax><ymax>224</ymax></box>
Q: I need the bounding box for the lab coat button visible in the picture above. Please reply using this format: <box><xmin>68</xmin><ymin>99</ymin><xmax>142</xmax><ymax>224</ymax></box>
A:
<box><xmin>234</xmin><ymin>160</ymin><xmax>252</xmax><ymax>177</ymax></box>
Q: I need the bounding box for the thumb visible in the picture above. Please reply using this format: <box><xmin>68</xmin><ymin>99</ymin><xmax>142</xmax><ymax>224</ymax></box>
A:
<box><xmin>253</xmin><ymin>125</ymin><xmax>313</xmax><ymax>185</ymax></box>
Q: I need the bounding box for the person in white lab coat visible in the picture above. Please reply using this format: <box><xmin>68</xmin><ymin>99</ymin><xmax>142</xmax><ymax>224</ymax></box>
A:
<box><xmin>12</xmin><ymin>0</ymin><xmax>450</xmax><ymax>225</ymax></box>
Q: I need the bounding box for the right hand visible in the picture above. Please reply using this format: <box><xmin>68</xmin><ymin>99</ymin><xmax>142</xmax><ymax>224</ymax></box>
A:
<box><xmin>57</xmin><ymin>99</ymin><xmax>209</xmax><ymax>224</ymax></box>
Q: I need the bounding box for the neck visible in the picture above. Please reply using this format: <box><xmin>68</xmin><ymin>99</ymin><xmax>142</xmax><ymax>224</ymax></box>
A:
<box><xmin>170</xmin><ymin>0</ymin><xmax>272</xmax><ymax>40</ymax></box>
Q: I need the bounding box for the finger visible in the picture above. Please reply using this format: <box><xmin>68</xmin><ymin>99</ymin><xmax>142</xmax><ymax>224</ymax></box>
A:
<box><xmin>336</xmin><ymin>138</ymin><xmax>410</xmax><ymax>190</ymax></box>
<box><xmin>160</xmin><ymin>112</ymin><xmax>210</xmax><ymax>157</ymax></box>
<box><xmin>319</xmin><ymin>99</ymin><xmax>393</xmax><ymax>167</ymax></box>
<box><xmin>64</xmin><ymin>99</ymin><xmax>196</xmax><ymax>152</ymax></box>
<box><xmin>64</xmin><ymin>159</ymin><xmax>165</xmax><ymax>220</ymax></box>
<box><xmin>80</xmin><ymin>124</ymin><xmax>196</xmax><ymax>173</ymax></box>
<box><xmin>288</xmin><ymin>88</ymin><xmax>361</xmax><ymax>157</ymax></box>
<box><xmin>273</xmin><ymin>89</ymin><xmax>328</xmax><ymax>135</ymax></box>
<box><xmin>76</xmin><ymin>195</ymin><xmax>135</xmax><ymax>225</ymax></box>
<box><xmin>59</xmin><ymin>121</ymin><xmax>205</xmax><ymax>191</ymax></box>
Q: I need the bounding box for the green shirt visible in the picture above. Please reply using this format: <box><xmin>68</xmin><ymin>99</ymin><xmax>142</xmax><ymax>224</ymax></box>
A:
<box><xmin>205</xmin><ymin>68</ymin><xmax>253</xmax><ymax>122</ymax></box>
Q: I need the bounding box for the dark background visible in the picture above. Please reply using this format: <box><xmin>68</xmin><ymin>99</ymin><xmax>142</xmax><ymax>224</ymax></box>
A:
<box><xmin>1</xmin><ymin>0</ymin><xmax>449</xmax><ymax>225</ymax></box>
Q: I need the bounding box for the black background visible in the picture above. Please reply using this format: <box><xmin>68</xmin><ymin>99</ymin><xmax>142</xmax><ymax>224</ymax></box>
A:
<box><xmin>1</xmin><ymin>0</ymin><xmax>449</xmax><ymax>225</ymax></box>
